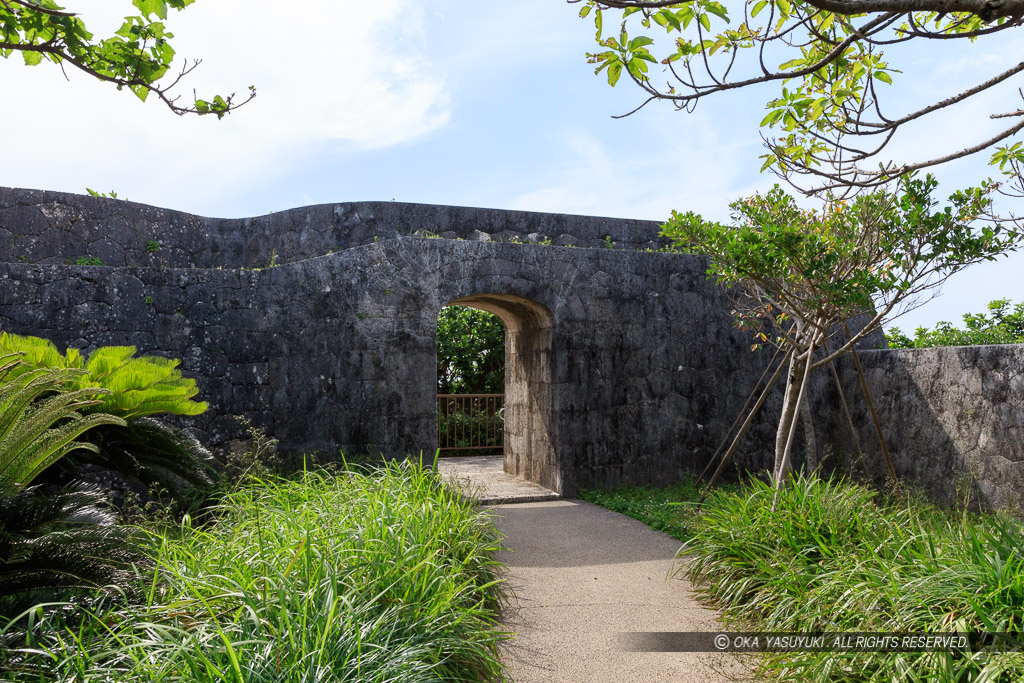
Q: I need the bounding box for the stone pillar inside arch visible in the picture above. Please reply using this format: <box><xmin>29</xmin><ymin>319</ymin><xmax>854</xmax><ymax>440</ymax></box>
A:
<box><xmin>447</xmin><ymin>294</ymin><xmax>560</xmax><ymax>493</ymax></box>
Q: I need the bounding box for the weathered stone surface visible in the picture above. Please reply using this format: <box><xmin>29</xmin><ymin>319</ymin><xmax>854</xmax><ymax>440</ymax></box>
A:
<box><xmin>0</xmin><ymin>187</ymin><xmax>673</xmax><ymax>269</ymax></box>
<box><xmin>0</xmin><ymin>187</ymin><xmax>783</xmax><ymax>496</ymax></box>
<box><xmin>823</xmin><ymin>346</ymin><xmax>1024</xmax><ymax>510</ymax></box>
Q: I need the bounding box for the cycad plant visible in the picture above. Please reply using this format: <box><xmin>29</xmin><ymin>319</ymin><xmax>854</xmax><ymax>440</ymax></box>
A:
<box><xmin>0</xmin><ymin>355</ymin><xmax>140</xmax><ymax>628</ymax></box>
<box><xmin>0</xmin><ymin>333</ymin><xmax>208</xmax><ymax>419</ymax></box>
<box><xmin>0</xmin><ymin>357</ymin><xmax>125</xmax><ymax>487</ymax></box>
<box><xmin>0</xmin><ymin>482</ymin><xmax>140</xmax><ymax>618</ymax></box>
<box><xmin>0</xmin><ymin>334</ymin><xmax>213</xmax><ymax>497</ymax></box>
<box><xmin>86</xmin><ymin>418</ymin><xmax>214</xmax><ymax>502</ymax></box>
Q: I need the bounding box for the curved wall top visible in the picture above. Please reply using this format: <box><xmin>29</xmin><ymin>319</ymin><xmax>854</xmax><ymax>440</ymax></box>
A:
<box><xmin>0</xmin><ymin>186</ymin><xmax>669</xmax><ymax>269</ymax></box>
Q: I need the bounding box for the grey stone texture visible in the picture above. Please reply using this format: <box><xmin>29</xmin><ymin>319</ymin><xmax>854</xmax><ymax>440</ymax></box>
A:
<box><xmin>824</xmin><ymin>345</ymin><xmax>1024</xmax><ymax>510</ymax></box>
<box><xmin>0</xmin><ymin>187</ymin><xmax>671</xmax><ymax>270</ymax></box>
<box><xmin>2</xmin><ymin>186</ymin><xmax>1021</xmax><ymax>507</ymax></box>
<box><xmin>0</xmin><ymin>187</ymin><xmax>778</xmax><ymax>497</ymax></box>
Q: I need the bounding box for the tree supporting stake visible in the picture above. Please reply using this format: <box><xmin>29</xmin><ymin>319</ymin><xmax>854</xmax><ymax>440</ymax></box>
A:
<box><xmin>844</xmin><ymin>321</ymin><xmax>897</xmax><ymax>484</ymax></box>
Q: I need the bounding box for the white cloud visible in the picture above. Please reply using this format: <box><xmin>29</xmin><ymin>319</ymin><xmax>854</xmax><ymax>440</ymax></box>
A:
<box><xmin>0</xmin><ymin>0</ymin><xmax>451</xmax><ymax>212</ymax></box>
<box><xmin>166</xmin><ymin>0</ymin><xmax>451</xmax><ymax>149</ymax></box>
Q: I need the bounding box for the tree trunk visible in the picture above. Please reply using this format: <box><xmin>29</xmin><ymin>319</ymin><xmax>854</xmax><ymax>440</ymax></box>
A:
<box><xmin>772</xmin><ymin>337</ymin><xmax>817</xmax><ymax>509</ymax></box>
<box><xmin>773</xmin><ymin>353</ymin><xmax>803</xmax><ymax>483</ymax></box>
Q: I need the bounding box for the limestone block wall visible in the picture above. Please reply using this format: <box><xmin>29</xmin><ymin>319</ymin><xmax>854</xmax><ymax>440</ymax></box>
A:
<box><xmin>0</xmin><ymin>187</ymin><xmax>779</xmax><ymax>496</ymax></box>
<box><xmin>0</xmin><ymin>187</ymin><xmax>671</xmax><ymax>270</ymax></box>
<box><xmin>824</xmin><ymin>346</ymin><xmax>1024</xmax><ymax>510</ymax></box>
<box><xmin>4</xmin><ymin>186</ymin><xmax>1020</xmax><ymax>506</ymax></box>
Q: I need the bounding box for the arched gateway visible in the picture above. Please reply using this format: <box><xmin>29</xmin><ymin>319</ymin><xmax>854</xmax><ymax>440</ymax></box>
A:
<box><xmin>0</xmin><ymin>187</ymin><xmax>779</xmax><ymax>496</ymax></box>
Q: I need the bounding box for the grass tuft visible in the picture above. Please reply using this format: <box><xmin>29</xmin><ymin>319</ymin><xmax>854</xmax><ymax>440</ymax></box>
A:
<box><xmin>685</xmin><ymin>474</ymin><xmax>1024</xmax><ymax>681</ymax></box>
<box><xmin>3</xmin><ymin>461</ymin><xmax>509</xmax><ymax>682</ymax></box>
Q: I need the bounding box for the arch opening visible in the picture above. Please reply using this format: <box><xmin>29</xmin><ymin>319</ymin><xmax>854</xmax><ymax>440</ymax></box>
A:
<box><xmin>440</xmin><ymin>294</ymin><xmax>559</xmax><ymax>493</ymax></box>
<box><xmin>436</xmin><ymin>305</ymin><xmax>506</xmax><ymax>456</ymax></box>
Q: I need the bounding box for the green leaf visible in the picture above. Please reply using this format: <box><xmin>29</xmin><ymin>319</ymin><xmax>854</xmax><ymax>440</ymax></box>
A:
<box><xmin>760</xmin><ymin>109</ymin><xmax>784</xmax><ymax>126</ymax></box>
<box><xmin>133</xmin><ymin>0</ymin><xmax>168</xmax><ymax>20</ymax></box>
<box><xmin>22</xmin><ymin>51</ymin><xmax>43</xmax><ymax>66</ymax></box>
<box><xmin>705</xmin><ymin>3</ymin><xmax>730</xmax><ymax>23</ymax></box>
<box><xmin>607</xmin><ymin>61</ymin><xmax>623</xmax><ymax>86</ymax></box>
<box><xmin>874</xmin><ymin>71</ymin><xmax>892</xmax><ymax>84</ymax></box>
<box><xmin>699</xmin><ymin>13</ymin><xmax>711</xmax><ymax>31</ymax></box>
<box><xmin>579</xmin><ymin>5</ymin><xmax>592</xmax><ymax>19</ymax></box>
<box><xmin>751</xmin><ymin>0</ymin><xmax>769</xmax><ymax>17</ymax></box>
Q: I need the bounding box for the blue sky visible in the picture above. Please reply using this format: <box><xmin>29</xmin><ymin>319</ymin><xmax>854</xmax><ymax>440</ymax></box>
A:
<box><xmin>1</xmin><ymin>0</ymin><xmax>1021</xmax><ymax>333</ymax></box>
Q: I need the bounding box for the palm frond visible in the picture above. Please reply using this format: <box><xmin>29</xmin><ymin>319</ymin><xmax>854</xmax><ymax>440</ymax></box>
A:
<box><xmin>0</xmin><ymin>333</ymin><xmax>208</xmax><ymax>420</ymax></box>
<box><xmin>80</xmin><ymin>418</ymin><xmax>215</xmax><ymax>500</ymax></box>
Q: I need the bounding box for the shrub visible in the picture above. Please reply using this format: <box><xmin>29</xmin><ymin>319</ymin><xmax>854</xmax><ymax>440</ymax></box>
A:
<box><xmin>887</xmin><ymin>298</ymin><xmax>1024</xmax><ymax>348</ymax></box>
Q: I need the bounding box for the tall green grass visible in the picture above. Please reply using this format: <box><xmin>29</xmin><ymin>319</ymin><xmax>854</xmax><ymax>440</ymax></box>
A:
<box><xmin>683</xmin><ymin>475</ymin><xmax>1024</xmax><ymax>681</ymax></box>
<box><xmin>3</xmin><ymin>461</ymin><xmax>509</xmax><ymax>682</ymax></box>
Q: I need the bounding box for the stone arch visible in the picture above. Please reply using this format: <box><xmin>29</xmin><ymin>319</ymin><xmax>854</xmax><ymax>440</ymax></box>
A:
<box><xmin>444</xmin><ymin>293</ymin><xmax>559</xmax><ymax>493</ymax></box>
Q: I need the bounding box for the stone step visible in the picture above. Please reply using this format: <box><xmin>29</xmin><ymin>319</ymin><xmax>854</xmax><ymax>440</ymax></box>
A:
<box><xmin>436</xmin><ymin>455</ymin><xmax>561</xmax><ymax>505</ymax></box>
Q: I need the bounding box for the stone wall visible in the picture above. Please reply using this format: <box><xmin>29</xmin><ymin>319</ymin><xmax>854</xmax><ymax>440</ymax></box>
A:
<box><xmin>4</xmin><ymin>186</ymin><xmax>1020</xmax><ymax>507</ymax></box>
<box><xmin>0</xmin><ymin>187</ymin><xmax>778</xmax><ymax>496</ymax></box>
<box><xmin>0</xmin><ymin>187</ymin><xmax>671</xmax><ymax>270</ymax></box>
<box><xmin>824</xmin><ymin>345</ymin><xmax>1024</xmax><ymax>510</ymax></box>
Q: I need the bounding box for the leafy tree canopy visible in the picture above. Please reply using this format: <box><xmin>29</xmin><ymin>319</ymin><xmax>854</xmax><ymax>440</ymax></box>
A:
<box><xmin>887</xmin><ymin>298</ymin><xmax>1024</xmax><ymax>347</ymax></box>
<box><xmin>669</xmin><ymin>175</ymin><xmax>1023</xmax><ymax>494</ymax></box>
<box><xmin>573</xmin><ymin>0</ymin><xmax>1024</xmax><ymax>200</ymax></box>
<box><xmin>0</xmin><ymin>0</ymin><xmax>253</xmax><ymax>116</ymax></box>
<box><xmin>437</xmin><ymin>306</ymin><xmax>505</xmax><ymax>395</ymax></box>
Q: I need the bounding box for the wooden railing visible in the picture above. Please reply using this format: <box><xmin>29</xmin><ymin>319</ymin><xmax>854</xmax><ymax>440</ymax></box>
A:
<box><xmin>437</xmin><ymin>393</ymin><xmax>504</xmax><ymax>454</ymax></box>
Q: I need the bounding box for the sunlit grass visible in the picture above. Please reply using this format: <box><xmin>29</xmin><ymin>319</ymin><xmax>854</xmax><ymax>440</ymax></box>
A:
<box><xmin>3</xmin><ymin>461</ymin><xmax>509</xmax><ymax>682</ymax></box>
<box><xmin>579</xmin><ymin>476</ymin><xmax>726</xmax><ymax>542</ymax></box>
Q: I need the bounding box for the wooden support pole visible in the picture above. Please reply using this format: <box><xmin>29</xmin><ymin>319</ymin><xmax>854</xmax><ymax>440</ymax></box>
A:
<box><xmin>843</xmin><ymin>322</ymin><xmax>897</xmax><ymax>484</ymax></box>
